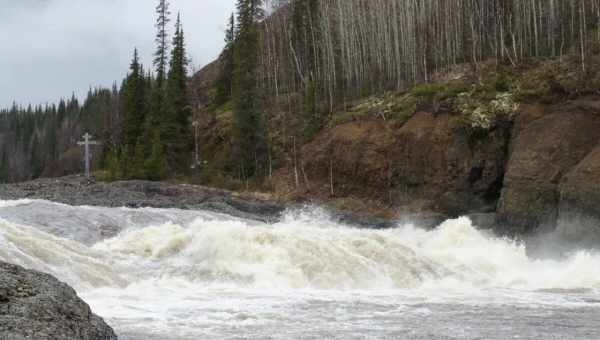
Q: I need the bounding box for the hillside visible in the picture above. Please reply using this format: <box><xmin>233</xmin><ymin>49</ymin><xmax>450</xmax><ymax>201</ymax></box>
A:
<box><xmin>188</xmin><ymin>0</ymin><xmax>600</xmax><ymax>241</ymax></box>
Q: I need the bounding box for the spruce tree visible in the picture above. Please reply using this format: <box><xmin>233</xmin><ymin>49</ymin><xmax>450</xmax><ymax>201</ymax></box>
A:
<box><xmin>99</xmin><ymin>138</ymin><xmax>113</xmax><ymax>171</ymax></box>
<box><xmin>163</xmin><ymin>13</ymin><xmax>191</xmax><ymax>173</ymax></box>
<box><xmin>0</xmin><ymin>149</ymin><xmax>8</xmax><ymax>183</ymax></box>
<box><xmin>232</xmin><ymin>0</ymin><xmax>266</xmax><ymax>179</ymax></box>
<box><xmin>105</xmin><ymin>148</ymin><xmax>120</xmax><ymax>182</ymax></box>
<box><xmin>215</xmin><ymin>13</ymin><xmax>236</xmax><ymax>106</ymax></box>
<box><xmin>57</xmin><ymin>99</ymin><xmax>66</xmax><ymax>123</ymax></box>
<box><xmin>30</xmin><ymin>134</ymin><xmax>43</xmax><ymax>178</ymax></box>
<box><xmin>45</xmin><ymin>114</ymin><xmax>58</xmax><ymax>163</ymax></box>
<box><xmin>154</xmin><ymin>0</ymin><xmax>171</xmax><ymax>86</ymax></box>
<box><xmin>120</xmin><ymin>48</ymin><xmax>147</xmax><ymax>173</ymax></box>
<box><xmin>140</xmin><ymin>71</ymin><xmax>157</xmax><ymax>160</ymax></box>
<box><xmin>147</xmin><ymin>0</ymin><xmax>171</xmax><ymax>154</ymax></box>
<box><xmin>131</xmin><ymin>139</ymin><xmax>147</xmax><ymax>179</ymax></box>
<box><xmin>145</xmin><ymin>132</ymin><xmax>169</xmax><ymax>181</ymax></box>
<box><xmin>303</xmin><ymin>79</ymin><xmax>319</xmax><ymax>140</ymax></box>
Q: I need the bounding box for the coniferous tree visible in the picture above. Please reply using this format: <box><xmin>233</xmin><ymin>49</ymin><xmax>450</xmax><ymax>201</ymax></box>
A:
<box><xmin>147</xmin><ymin>0</ymin><xmax>171</xmax><ymax>154</ymax></box>
<box><xmin>154</xmin><ymin>0</ymin><xmax>171</xmax><ymax>86</ymax></box>
<box><xmin>131</xmin><ymin>139</ymin><xmax>147</xmax><ymax>179</ymax></box>
<box><xmin>303</xmin><ymin>79</ymin><xmax>319</xmax><ymax>140</ymax></box>
<box><xmin>215</xmin><ymin>13</ymin><xmax>236</xmax><ymax>106</ymax></box>
<box><xmin>30</xmin><ymin>134</ymin><xmax>43</xmax><ymax>178</ymax></box>
<box><xmin>145</xmin><ymin>132</ymin><xmax>169</xmax><ymax>181</ymax></box>
<box><xmin>99</xmin><ymin>138</ymin><xmax>113</xmax><ymax>170</ymax></box>
<box><xmin>0</xmin><ymin>87</ymin><xmax>117</xmax><ymax>181</ymax></box>
<box><xmin>104</xmin><ymin>148</ymin><xmax>120</xmax><ymax>181</ymax></box>
<box><xmin>0</xmin><ymin>149</ymin><xmax>8</xmax><ymax>183</ymax></box>
<box><xmin>163</xmin><ymin>13</ymin><xmax>192</xmax><ymax>172</ymax></box>
<box><xmin>120</xmin><ymin>48</ymin><xmax>147</xmax><ymax>174</ymax></box>
<box><xmin>232</xmin><ymin>0</ymin><xmax>266</xmax><ymax>179</ymax></box>
<box><xmin>57</xmin><ymin>99</ymin><xmax>66</xmax><ymax>124</ymax></box>
<box><xmin>140</xmin><ymin>71</ymin><xmax>157</xmax><ymax>158</ymax></box>
<box><xmin>45</xmin><ymin>114</ymin><xmax>58</xmax><ymax>163</ymax></box>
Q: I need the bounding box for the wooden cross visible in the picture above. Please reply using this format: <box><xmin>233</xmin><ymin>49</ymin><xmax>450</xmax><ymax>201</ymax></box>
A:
<box><xmin>77</xmin><ymin>133</ymin><xmax>101</xmax><ymax>179</ymax></box>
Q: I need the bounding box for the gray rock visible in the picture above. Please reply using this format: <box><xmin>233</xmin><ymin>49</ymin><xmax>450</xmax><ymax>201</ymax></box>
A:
<box><xmin>0</xmin><ymin>262</ymin><xmax>117</xmax><ymax>340</ymax></box>
<box><xmin>331</xmin><ymin>210</ymin><xmax>399</xmax><ymax>229</ymax></box>
<box><xmin>0</xmin><ymin>176</ymin><xmax>285</xmax><ymax>224</ymax></box>
<box><xmin>467</xmin><ymin>213</ymin><xmax>497</xmax><ymax>230</ymax></box>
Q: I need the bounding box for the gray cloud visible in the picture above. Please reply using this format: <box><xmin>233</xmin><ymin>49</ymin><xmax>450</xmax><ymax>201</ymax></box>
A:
<box><xmin>0</xmin><ymin>0</ymin><xmax>236</xmax><ymax>107</ymax></box>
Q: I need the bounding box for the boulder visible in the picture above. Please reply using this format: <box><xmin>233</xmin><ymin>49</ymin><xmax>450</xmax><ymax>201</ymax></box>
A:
<box><xmin>0</xmin><ymin>262</ymin><xmax>117</xmax><ymax>340</ymax></box>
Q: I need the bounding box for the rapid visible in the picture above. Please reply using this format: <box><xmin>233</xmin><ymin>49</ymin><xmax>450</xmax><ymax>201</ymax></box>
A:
<box><xmin>1</xmin><ymin>199</ymin><xmax>599</xmax><ymax>339</ymax></box>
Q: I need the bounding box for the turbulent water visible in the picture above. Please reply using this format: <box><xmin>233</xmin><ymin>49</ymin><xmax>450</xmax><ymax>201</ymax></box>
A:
<box><xmin>1</xmin><ymin>200</ymin><xmax>599</xmax><ymax>340</ymax></box>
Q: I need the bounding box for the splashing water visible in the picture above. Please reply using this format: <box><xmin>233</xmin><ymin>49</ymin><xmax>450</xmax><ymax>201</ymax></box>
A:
<box><xmin>1</xmin><ymin>200</ymin><xmax>599</xmax><ymax>340</ymax></box>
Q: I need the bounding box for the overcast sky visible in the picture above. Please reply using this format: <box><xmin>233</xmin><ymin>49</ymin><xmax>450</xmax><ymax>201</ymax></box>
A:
<box><xmin>0</xmin><ymin>0</ymin><xmax>236</xmax><ymax>108</ymax></box>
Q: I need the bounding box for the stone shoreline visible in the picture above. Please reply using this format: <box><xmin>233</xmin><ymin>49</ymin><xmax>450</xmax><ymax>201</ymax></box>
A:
<box><xmin>0</xmin><ymin>175</ymin><xmax>435</xmax><ymax>230</ymax></box>
<box><xmin>0</xmin><ymin>175</ymin><xmax>286</xmax><ymax>223</ymax></box>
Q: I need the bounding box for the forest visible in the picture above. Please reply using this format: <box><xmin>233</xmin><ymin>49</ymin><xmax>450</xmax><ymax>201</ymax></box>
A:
<box><xmin>2</xmin><ymin>0</ymin><xmax>600</xmax><ymax>184</ymax></box>
<box><xmin>0</xmin><ymin>89</ymin><xmax>118</xmax><ymax>182</ymax></box>
<box><xmin>260</xmin><ymin>0</ymin><xmax>600</xmax><ymax>99</ymax></box>
<box><xmin>0</xmin><ymin>0</ymin><xmax>190</xmax><ymax>183</ymax></box>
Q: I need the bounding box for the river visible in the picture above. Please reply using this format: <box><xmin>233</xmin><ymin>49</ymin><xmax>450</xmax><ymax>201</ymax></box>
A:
<box><xmin>1</xmin><ymin>199</ymin><xmax>599</xmax><ymax>339</ymax></box>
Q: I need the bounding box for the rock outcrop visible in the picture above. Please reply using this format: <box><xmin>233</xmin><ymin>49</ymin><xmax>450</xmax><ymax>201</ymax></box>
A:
<box><xmin>496</xmin><ymin>105</ymin><xmax>600</xmax><ymax>234</ymax></box>
<box><xmin>0</xmin><ymin>262</ymin><xmax>117</xmax><ymax>340</ymax></box>
<box><xmin>300</xmin><ymin>111</ymin><xmax>511</xmax><ymax>218</ymax></box>
<box><xmin>291</xmin><ymin>98</ymin><xmax>600</xmax><ymax>239</ymax></box>
<box><xmin>556</xmin><ymin>143</ymin><xmax>600</xmax><ymax>244</ymax></box>
<box><xmin>0</xmin><ymin>176</ymin><xmax>285</xmax><ymax>223</ymax></box>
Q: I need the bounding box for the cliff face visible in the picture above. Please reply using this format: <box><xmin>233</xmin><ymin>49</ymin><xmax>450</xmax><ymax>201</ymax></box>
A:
<box><xmin>295</xmin><ymin>112</ymin><xmax>511</xmax><ymax>216</ymax></box>
<box><xmin>497</xmin><ymin>102</ymin><xmax>600</xmax><ymax>234</ymax></box>
<box><xmin>558</xmin><ymin>144</ymin><xmax>600</xmax><ymax>244</ymax></box>
<box><xmin>275</xmin><ymin>98</ymin><xmax>600</xmax><ymax>239</ymax></box>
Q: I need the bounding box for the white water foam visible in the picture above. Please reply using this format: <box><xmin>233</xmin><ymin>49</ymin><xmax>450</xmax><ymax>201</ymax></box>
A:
<box><xmin>1</xmin><ymin>200</ymin><xmax>599</xmax><ymax>339</ymax></box>
<box><xmin>1</xmin><ymin>203</ymin><xmax>599</xmax><ymax>291</ymax></box>
<box><xmin>0</xmin><ymin>199</ymin><xmax>34</xmax><ymax>208</ymax></box>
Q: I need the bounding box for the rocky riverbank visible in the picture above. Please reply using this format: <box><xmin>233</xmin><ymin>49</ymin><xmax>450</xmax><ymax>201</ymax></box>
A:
<box><xmin>269</xmin><ymin>98</ymin><xmax>600</xmax><ymax>245</ymax></box>
<box><xmin>0</xmin><ymin>262</ymin><xmax>117</xmax><ymax>340</ymax></box>
<box><xmin>0</xmin><ymin>175</ymin><xmax>428</xmax><ymax>230</ymax></box>
<box><xmin>0</xmin><ymin>175</ymin><xmax>285</xmax><ymax>223</ymax></box>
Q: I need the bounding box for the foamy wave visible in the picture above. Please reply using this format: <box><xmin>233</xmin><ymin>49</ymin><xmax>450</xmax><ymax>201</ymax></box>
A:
<box><xmin>1</xmin><ymin>205</ymin><xmax>600</xmax><ymax>292</ymax></box>
<box><xmin>92</xmin><ymin>213</ymin><xmax>600</xmax><ymax>290</ymax></box>
<box><xmin>0</xmin><ymin>218</ymin><xmax>128</xmax><ymax>289</ymax></box>
<box><xmin>0</xmin><ymin>199</ymin><xmax>36</xmax><ymax>208</ymax></box>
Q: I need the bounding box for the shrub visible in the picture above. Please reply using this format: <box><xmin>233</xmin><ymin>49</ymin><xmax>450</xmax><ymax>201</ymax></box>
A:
<box><xmin>456</xmin><ymin>91</ymin><xmax>518</xmax><ymax>130</ymax></box>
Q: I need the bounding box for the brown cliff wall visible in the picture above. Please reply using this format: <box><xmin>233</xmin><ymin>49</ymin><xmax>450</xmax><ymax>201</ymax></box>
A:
<box><xmin>496</xmin><ymin>103</ymin><xmax>600</xmax><ymax>234</ymax></box>
<box><xmin>278</xmin><ymin>99</ymin><xmax>600</xmax><ymax>240</ymax></box>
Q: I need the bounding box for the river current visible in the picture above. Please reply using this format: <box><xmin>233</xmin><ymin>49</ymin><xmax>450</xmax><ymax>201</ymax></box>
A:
<box><xmin>1</xmin><ymin>199</ymin><xmax>599</xmax><ymax>339</ymax></box>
